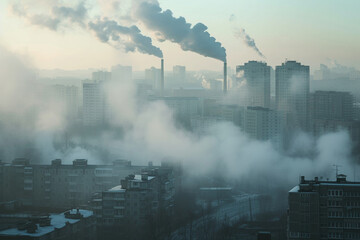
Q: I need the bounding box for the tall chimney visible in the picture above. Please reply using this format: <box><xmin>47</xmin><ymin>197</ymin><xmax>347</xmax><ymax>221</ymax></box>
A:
<box><xmin>223</xmin><ymin>61</ymin><xmax>227</xmax><ymax>94</ymax></box>
<box><xmin>161</xmin><ymin>58</ymin><xmax>164</xmax><ymax>96</ymax></box>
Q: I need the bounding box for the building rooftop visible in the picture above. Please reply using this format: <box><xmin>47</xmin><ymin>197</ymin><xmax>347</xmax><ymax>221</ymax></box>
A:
<box><xmin>133</xmin><ymin>174</ymin><xmax>155</xmax><ymax>182</ymax></box>
<box><xmin>108</xmin><ymin>185</ymin><xmax>126</xmax><ymax>192</ymax></box>
<box><xmin>289</xmin><ymin>186</ymin><xmax>299</xmax><ymax>193</ymax></box>
<box><xmin>200</xmin><ymin>187</ymin><xmax>232</xmax><ymax>191</ymax></box>
<box><xmin>290</xmin><ymin>175</ymin><xmax>360</xmax><ymax>193</ymax></box>
<box><xmin>0</xmin><ymin>209</ymin><xmax>93</xmax><ymax>238</ymax></box>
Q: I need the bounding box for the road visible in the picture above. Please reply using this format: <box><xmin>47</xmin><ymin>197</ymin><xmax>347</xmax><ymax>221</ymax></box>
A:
<box><xmin>169</xmin><ymin>194</ymin><xmax>262</xmax><ymax>240</ymax></box>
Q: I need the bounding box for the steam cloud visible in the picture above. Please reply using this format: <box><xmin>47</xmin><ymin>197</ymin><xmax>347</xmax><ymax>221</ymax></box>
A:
<box><xmin>235</xmin><ymin>28</ymin><xmax>265</xmax><ymax>58</ymax></box>
<box><xmin>89</xmin><ymin>18</ymin><xmax>163</xmax><ymax>58</ymax></box>
<box><xmin>0</xmin><ymin>45</ymin><xmax>65</xmax><ymax>160</ymax></box>
<box><xmin>0</xmin><ymin>45</ymin><xmax>358</xmax><ymax>210</ymax></box>
<box><xmin>134</xmin><ymin>1</ymin><xmax>227</xmax><ymax>62</ymax></box>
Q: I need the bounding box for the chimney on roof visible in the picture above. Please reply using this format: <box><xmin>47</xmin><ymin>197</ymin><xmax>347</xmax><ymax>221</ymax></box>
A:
<box><xmin>300</xmin><ymin>176</ymin><xmax>305</xmax><ymax>183</ymax></box>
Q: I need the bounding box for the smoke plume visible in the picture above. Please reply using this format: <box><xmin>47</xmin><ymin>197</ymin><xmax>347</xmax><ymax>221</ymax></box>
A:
<box><xmin>10</xmin><ymin>1</ymin><xmax>164</xmax><ymax>58</ymax></box>
<box><xmin>134</xmin><ymin>1</ymin><xmax>226</xmax><ymax>62</ymax></box>
<box><xmin>11</xmin><ymin>1</ymin><xmax>88</xmax><ymax>30</ymax></box>
<box><xmin>89</xmin><ymin>18</ymin><xmax>163</xmax><ymax>58</ymax></box>
<box><xmin>234</xmin><ymin>28</ymin><xmax>265</xmax><ymax>58</ymax></box>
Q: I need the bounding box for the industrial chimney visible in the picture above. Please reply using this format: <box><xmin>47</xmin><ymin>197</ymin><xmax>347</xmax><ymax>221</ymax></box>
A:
<box><xmin>161</xmin><ymin>59</ymin><xmax>164</xmax><ymax>96</ymax></box>
<box><xmin>223</xmin><ymin>61</ymin><xmax>227</xmax><ymax>94</ymax></box>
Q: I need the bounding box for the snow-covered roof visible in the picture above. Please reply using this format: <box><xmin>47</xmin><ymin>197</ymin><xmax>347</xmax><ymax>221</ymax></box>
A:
<box><xmin>133</xmin><ymin>174</ymin><xmax>155</xmax><ymax>181</ymax></box>
<box><xmin>289</xmin><ymin>186</ymin><xmax>300</xmax><ymax>193</ymax></box>
<box><xmin>199</xmin><ymin>187</ymin><xmax>232</xmax><ymax>191</ymax></box>
<box><xmin>108</xmin><ymin>185</ymin><xmax>125</xmax><ymax>192</ymax></box>
<box><xmin>0</xmin><ymin>209</ymin><xmax>93</xmax><ymax>237</ymax></box>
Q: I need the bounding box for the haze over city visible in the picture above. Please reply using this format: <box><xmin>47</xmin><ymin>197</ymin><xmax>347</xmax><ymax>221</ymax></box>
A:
<box><xmin>0</xmin><ymin>1</ymin><xmax>360</xmax><ymax>240</ymax></box>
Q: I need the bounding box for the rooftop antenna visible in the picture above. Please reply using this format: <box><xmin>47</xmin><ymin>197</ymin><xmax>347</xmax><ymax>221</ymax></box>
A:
<box><xmin>332</xmin><ymin>164</ymin><xmax>342</xmax><ymax>179</ymax></box>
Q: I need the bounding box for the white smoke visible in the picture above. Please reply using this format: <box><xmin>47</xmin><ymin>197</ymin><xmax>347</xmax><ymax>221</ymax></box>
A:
<box><xmin>234</xmin><ymin>28</ymin><xmax>265</xmax><ymax>59</ymax></box>
<box><xmin>0</xmin><ymin>45</ymin><xmax>66</xmax><ymax>161</ymax></box>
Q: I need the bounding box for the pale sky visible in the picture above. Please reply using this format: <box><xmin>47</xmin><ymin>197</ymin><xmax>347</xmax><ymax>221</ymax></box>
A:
<box><xmin>0</xmin><ymin>0</ymin><xmax>359</xmax><ymax>71</ymax></box>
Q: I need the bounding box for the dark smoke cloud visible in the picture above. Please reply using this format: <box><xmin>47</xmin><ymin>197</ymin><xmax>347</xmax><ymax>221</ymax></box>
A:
<box><xmin>234</xmin><ymin>28</ymin><xmax>265</xmax><ymax>58</ymax></box>
<box><xmin>10</xmin><ymin>1</ymin><xmax>163</xmax><ymax>58</ymax></box>
<box><xmin>52</xmin><ymin>2</ymin><xmax>88</xmax><ymax>28</ymax></box>
<box><xmin>28</xmin><ymin>14</ymin><xmax>62</xmax><ymax>31</ymax></box>
<box><xmin>134</xmin><ymin>1</ymin><xmax>226</xmax><ymax>62</ymax></box>
<box><xmin>88</xmin><ymin>18</ymin><xmax>163</xmax><ymax>58</ymax></box>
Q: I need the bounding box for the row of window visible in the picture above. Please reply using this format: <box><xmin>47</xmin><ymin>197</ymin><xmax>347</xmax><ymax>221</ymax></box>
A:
<box><xmin>327</xmin><ymin>190</ymin><xmax>360</xmax><ymax>197</ymax></box>
<box><xmin>328</xmin><ymin>210</ymin><xmax>360</xmax><ymax>218</ymax></box>
<box><xmin>289</xmin><ymin>232</ymin><xmax>310</xmax><ymax>238</ymax></box>
<box><xmin>326</xmin><ymin>232</ymin><xmax>360</xmax><ymax>239</ymax></box>
<box><xmin>328</xmin><ymin>190</ymin><xmax>343</xmax><ymax>196</ymax></box>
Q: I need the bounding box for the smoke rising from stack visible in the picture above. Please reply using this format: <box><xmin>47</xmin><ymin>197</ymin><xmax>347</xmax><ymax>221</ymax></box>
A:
<box><xmin>134</xmin><ymin>1</ymin><xmax>226</xmax><ymax>62</ymax></box>
<box><xmin>89</xmin><ymin>18</ymin><xmax>163</xmax><ymax>58</ymax></box>
<box><xmin>10</xmin><ymin>0</ymin><xmax>163</xmax><ymax>58</ymax></box>
<box><xmin>234</xmin><ymin>28</ymin><xmax>265</xmax><ymax>59</ymax></box>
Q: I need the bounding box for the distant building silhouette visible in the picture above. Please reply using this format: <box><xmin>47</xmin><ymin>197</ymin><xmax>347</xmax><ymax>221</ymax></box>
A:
<box><xmin>173</xmin><ymin>65</ymin><xmax>186</xmax><ymax>82</ymax></box>
<box><xmin>276</xmin><ymin>60</ymin><xmax>310</xmax><ymax>132</ymax></box>
<box><xmin>83</xmin><ymin>80</ymin><xmax>105</xmax><ymax>126</ymax></box>
<box><xmin>145</xmin><ymin>67</ymin><xmax>161</xmax><ymax>90</ymax></box>
<box><xmin>92</xmin><ymin>70</ymin><xmax>111</xmax><ymax>82</ymax></box>
<box><xmin>244</xmin><ymin>106</ymin><xmax>284</xmax><ymax>149</ymax></box>
<box><xmin>111</xmin><ymin>65</ymin><xmax>132</xmax><ymax>82</ymax></box>
<box><xmin>236</xmin><ymin>61</ymin><xmax>271</xmax><ymax>108</ymax></box>
<box><xmin>50</xmin><ymin>84</ymin><xmax>79</xmax><ymax>121</ymax></box>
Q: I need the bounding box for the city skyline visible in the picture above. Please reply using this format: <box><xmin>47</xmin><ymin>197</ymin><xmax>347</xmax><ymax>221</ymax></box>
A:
<box><xmin>1</xmin><ymin>1</ymin><xmax>360</xmax><ymax>239</ymax></box>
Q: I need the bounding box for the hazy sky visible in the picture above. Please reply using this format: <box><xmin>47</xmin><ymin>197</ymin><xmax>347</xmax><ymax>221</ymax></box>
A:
<box><xmin>0</xmin><ymin>0</ymin><xmax>359</xmax><ymax>71</ymax></box>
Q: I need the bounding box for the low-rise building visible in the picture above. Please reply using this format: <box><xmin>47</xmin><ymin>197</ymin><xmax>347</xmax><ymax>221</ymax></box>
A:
<box><xmin>93</xmin><ymin>166</ymin><xmax>176</xmax><ymax>227</ymax></box>
<box><xmin>0</xmin><ymin>209</ymin><xmax>95</xmax><ymax>240</ymax></box>
<box><xmin>1</xmin><ymin>158</ymin><xmax>142</xmax><ymax>208</ymax></box>
<box><xmin>288</xmin><ymin>175</ymin><xmax>360</xmax><ymax>240</ymax></box>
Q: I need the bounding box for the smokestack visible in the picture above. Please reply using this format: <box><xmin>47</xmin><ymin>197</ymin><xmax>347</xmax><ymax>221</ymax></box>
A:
<box><xmin>223</xmin><ymin>61</ymin><xmax>227</xmax><ymax>94</ymax></box>
<box><xmin>161</xmin><ymin>58</ymin><xmax>164</xmax><ymax>96</ymax></box>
